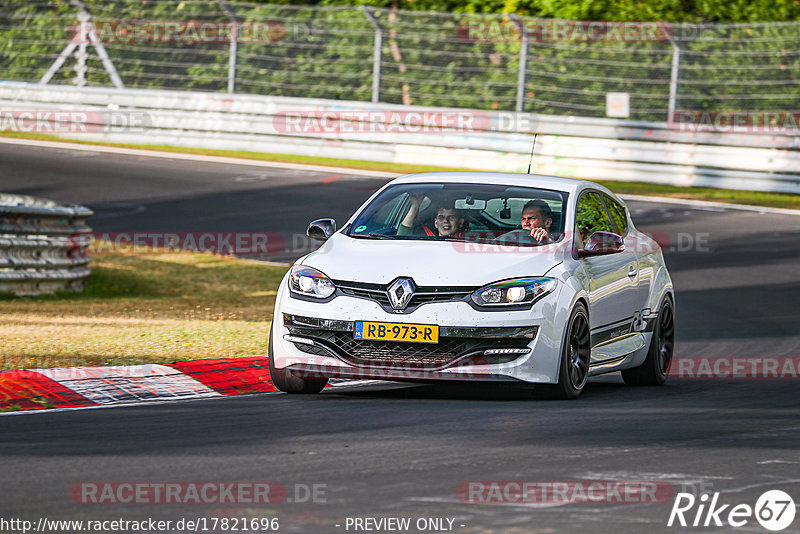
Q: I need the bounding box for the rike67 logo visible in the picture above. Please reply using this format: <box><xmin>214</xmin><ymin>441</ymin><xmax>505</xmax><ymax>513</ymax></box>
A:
<box><xmin>668</xmin><ymin>490</ymin><xmax>796</xmax><ymax>531</ymax></box>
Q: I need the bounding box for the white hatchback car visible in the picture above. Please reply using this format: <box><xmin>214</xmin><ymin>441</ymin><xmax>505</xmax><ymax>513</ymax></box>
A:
<box><xmin>270</xmin><ymin>172</ymin><xmax>674</xmax><ymax>399</ymax></box>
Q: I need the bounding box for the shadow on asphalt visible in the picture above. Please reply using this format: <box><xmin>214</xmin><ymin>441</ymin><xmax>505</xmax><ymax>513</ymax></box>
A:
<box><xmin>322</xmin><ymin>377</ymin><xmax>651</xmax><ymax>402</ymax></box>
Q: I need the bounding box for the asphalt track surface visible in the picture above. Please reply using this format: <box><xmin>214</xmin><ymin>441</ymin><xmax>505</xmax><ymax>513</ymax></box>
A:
<box><xmin>2</xmin><ymin>141</ymin><xmax>800</xmax><ymax>534</ymax></box>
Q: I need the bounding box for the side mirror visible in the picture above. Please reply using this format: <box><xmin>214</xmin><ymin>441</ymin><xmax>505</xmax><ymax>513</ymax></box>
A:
<box><xmin>307</xmin><ymin>218</ymin><xmax>336</xmax><ymax>242</ymax></box>
<box><xmin>578</xmin><ymin>231</ymin><xmax>624</xmax><ymax>257</ymax></box>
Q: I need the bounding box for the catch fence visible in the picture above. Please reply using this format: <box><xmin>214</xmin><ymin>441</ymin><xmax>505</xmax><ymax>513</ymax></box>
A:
<box><xmin>2</xmin><ymin>1</ymin><xmax>799</xmax><ymax>121</ymax></box>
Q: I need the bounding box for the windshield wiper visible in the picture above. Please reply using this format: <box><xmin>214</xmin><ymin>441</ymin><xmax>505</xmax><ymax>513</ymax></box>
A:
<box><xmin>349</xmin><ymin>232</ymin><xmax>397</xmax><ymax>240</ymax></box>
<box><xmin>368</xmin><ymin>233</ymin><xmax>397</xmax><ymax>240</ymax></box>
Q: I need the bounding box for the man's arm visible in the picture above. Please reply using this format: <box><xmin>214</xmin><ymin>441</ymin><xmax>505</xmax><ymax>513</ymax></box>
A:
<box><xmin>400</xmin><ymin>195</ymin><xmax>422</xmax><ymax>228</ymax></box>
<box><xmin>398</xmin><ymin>194</ymin><xmax>422</xmax><ymax>235</ymax></box>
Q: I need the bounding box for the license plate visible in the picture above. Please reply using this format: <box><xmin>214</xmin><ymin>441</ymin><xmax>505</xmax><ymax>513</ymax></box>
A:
<box><xmin>354</xmin><ymin>321</ymin><xmax>439</xmax><ymax>344</ymax></box>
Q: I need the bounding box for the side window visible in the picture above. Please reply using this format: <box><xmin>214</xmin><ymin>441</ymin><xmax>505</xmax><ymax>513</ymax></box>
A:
<box><xmin>602</xmin><ymin>194</ymin><xmax>628</xmax><ymax>235</ymax></box>
<box><xmin>575</xmin><ymin>192</ymin><xmax>614</xmax><ymax>244</ymax></box>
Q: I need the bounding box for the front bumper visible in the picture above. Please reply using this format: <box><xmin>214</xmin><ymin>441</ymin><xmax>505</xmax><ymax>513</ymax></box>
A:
<box><xmin>272</xmin><ymin>279</ymin><xmax>566</xmax><ymax>384</ymax></box>
<box><xmin>284</xmin><ymin>313</ymin><xmax>536</xmax><ymax>372</ymax></box>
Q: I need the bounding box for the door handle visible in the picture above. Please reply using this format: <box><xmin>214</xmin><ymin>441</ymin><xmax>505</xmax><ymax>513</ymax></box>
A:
<box><xmin>627</xmin><ymin>265</ymin><xmax>638</xmax><ymax>278</ymax></box>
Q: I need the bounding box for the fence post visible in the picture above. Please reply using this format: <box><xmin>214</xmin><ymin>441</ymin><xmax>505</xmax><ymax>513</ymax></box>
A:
<box><xmin>74</xmin><ymin>0</ymin><xmax>124</xmax><ymax>88</ymax></box>
<box><xmin>74</xmin><ymin>12</ymin><xmax>88</xmax><ymax>86</ymax></box>
<box><xmin>667</xmin><ymin>40</ymin><xmax>681</xmax><ymax>121</ymax></box>
<box><xmin>511</xmin><ymin>15</ymin><xmax>528</xmax><ymax>113</ymax></box>
<box><xmin>219</xmin><ymin>0</ymin><xmax>239</xmax><ymax>94</ymax></box>
<box><xmin>361</xmin><ymin>6</ymin><xmax>383</xmax><ymax>103</ymax></box>
<box><xmin>41</xmin><ymin>0</ymin><xmax>124</xmax><ymax>88</ymax></box>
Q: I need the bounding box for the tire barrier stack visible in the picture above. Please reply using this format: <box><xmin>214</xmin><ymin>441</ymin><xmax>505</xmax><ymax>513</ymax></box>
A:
<box><xmin>0</xmin><ymin>193</ymin><xmax>92</xmax><ymax>296</ymax></box>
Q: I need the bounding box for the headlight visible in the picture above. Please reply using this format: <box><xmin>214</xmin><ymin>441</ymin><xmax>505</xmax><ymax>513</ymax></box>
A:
<box><xmin>289</xmin><ymin>265</ymin><xmax>336</xmax><ymax>299</ymax></box>
<box><xmin>471</xmin><ymin>277</ymin><xmax>557</xmax><ymax>307</ymax></box>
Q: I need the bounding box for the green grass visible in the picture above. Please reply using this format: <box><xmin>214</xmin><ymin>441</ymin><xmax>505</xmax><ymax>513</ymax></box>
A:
<box><xmin>593</xmin><ymin>181</ymin><xmax>800</xmax><ymax>210</ymax></box>
<box><xmin>0</xmin><ymin>247</ymin><xmax>287</xmax><ymax>370</ymax></box>
<box><xmin>2</xmin><ymin>130</ymin><xmax>798</xmax><ymax>210</ymax></box>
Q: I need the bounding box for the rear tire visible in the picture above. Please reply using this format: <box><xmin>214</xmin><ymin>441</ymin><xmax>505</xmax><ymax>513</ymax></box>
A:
<box><xmin>621</xmin><ymin>296</ymin><xmax>674</xmax><ymax>386</ymax></box>
<box><xmin>268</xmin><ymin>323</ymin><xmax>328</xmax><ymax>394</ymax></box>
<box><xmin>536</xmin><ymin>302</ymin><xmax>591</xmax><ymax>400</ymax></box>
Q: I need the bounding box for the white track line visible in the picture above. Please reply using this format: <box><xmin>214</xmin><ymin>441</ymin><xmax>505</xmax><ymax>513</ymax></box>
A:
<box><xmin>0</xmin><ymin>137</ymin><xmax>400</xmax><ymax>178</ymax></box>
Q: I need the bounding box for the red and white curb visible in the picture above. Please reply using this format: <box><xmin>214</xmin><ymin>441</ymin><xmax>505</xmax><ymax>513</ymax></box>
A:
<box><xmin>0</xmin><ymin>357</ymin><xmax>277</xmax><ymax>413</ymax></box>
<box><xmin>0</xmin><ymin>358</ymin><xmax>372</xmax><ymax>414</ymax></box>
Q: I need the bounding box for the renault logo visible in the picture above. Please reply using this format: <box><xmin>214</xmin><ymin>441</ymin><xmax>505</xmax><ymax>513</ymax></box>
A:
<box><xmin>387</xmin><ymin>278</ymin><xmax>416</xmax><ymax>310</ymax></box>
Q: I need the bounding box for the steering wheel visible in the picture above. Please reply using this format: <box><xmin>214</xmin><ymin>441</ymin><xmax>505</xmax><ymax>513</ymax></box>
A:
<box><xmin>495</xmin><ymin>228</ymin><xmax>541</xmax><ymax>245</ymax></box>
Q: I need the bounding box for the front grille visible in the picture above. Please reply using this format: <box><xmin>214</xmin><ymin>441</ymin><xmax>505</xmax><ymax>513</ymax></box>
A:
<box><xmin>288</xmin><ymin>327</ymin><xmax>529</xmax><ymax>369</ymax></box>
<box><xmin>408</xmin><ymin>290</ymin><xmax>473</xmax><ymax>306</ymax></box>
<box><xmin>294</xmin><ymin>343</ymin><xmax>330</xmax><ymax>357</ymax></box>
<box><xmin>334</xmin><ymin>279</ymin><xmax>476</xmax><ymax>312</ymax></box>
<box><xmin>339</xmin><ymin>285</ymin><xmax>391</xmax><ymax>307</ymax></box>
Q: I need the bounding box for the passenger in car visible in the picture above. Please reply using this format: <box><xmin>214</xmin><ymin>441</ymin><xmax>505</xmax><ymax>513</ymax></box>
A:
<box><xmin>520</xmin><ymin>200</ymin><xmax>554</xmax><ymax>244</ymax></box>
<box><xmin>398</xmin><ymin>195</ymin><xmax>464</xmax><ymax>237</ymax></box>
<box><xmin>432</xmin><ymin>207</ymin><xmax>465</xmax><ymax>237</ymax></box>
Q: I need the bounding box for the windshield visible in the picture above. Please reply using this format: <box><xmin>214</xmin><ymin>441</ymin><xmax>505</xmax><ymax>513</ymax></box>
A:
<box><xmin>348</xmin><ymin>183</ymin><xmax>568</xmax><ymax>246</ymax></box>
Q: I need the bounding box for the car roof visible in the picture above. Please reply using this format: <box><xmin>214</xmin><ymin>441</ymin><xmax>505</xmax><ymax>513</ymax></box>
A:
<box><xmin>389</xmin><ymin>171</ymin><xmax>620</xmax><ymax>200</ymax></box>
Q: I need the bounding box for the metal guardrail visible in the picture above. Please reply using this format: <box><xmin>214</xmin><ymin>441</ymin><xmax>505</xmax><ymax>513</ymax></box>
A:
<box><xmin>0</xmin><ymin>193</ymin><xmax>92</xmax><ymax>296</ymax></box>
<box><xmin>0</xmin><ymin>83</ymin><xmax>798</xmax><ymax>194</ymax></box>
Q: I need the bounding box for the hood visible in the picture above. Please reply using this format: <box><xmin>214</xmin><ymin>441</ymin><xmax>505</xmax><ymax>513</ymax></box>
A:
<box><xmin>301</xmin><ymin>233</ymin><xmax>565</xmax><ymax>286</ymax></box>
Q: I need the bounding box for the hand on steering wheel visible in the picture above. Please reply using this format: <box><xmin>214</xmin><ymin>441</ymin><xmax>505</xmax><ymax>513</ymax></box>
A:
<box><xmin>529</xmin><ymin>227</ymin><xmax>552</xmax><ymax>244</ymax></box>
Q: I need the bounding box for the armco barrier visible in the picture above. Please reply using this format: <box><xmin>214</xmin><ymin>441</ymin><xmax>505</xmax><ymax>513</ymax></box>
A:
<box><xmin>0</xmin><ymin>193</ymin><xmax>92</xmax><ymax>296</ymax></box>
<box><xmin>0</xmin><ymin>83</ymin><xmax>799</xmax><ymax>194</ymax></box>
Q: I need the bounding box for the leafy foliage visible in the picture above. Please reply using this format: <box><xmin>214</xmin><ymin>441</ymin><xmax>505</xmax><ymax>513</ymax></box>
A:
<box><xmin>1</xmin><ymin>1</ymin><xmax>798</xmax><ymax>121</ymax></box>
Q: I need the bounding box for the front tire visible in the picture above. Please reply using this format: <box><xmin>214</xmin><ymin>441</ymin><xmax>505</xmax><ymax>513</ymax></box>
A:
<box><xmin>621</xmin><ymin>296</ymin><xmax>674</xmax><ymax>386</ymax></box>
<box><xmin>268</xmin><ymin>323</ymin><xmax>328</xmax><ymax>394</ymax></box>
<box><xmin>537</xmin><ymin>302</ymin><xmax>591</xmax><ymax>400</ymax></box>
